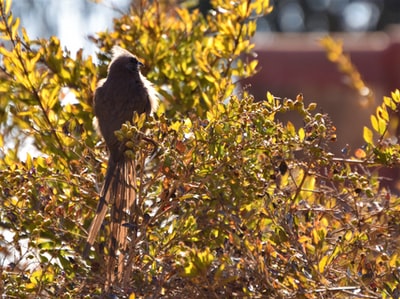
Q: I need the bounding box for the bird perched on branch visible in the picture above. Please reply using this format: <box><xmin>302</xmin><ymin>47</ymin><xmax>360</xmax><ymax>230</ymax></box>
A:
<box><xmin>84</xmin><ymin>46</ymin><xmax>158</xmax><ymax>286</ymax></box>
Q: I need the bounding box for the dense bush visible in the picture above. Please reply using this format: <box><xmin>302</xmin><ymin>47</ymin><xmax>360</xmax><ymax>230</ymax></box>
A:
<box><xmin>0</xmin><ymin>0</ymin><xmax>400</xmax><ymax>298</ymax></box>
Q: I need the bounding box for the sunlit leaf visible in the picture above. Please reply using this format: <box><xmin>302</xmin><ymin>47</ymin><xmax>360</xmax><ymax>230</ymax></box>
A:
<box><xmin>363</xmin><ymin>126</ymin><xmax>373</xmax><ymax>145</ymax></box>
<box><xmin>318</xmin><ymin>255</ymin><xmax>329</xmax><ymax>273</ymax></box>
<box><xmin>4</xmin><ymin>0</ymin><xmax>12</xmax><ymax>15</ymax></box>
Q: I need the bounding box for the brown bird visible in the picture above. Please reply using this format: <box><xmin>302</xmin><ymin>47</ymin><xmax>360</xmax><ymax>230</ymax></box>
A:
<box><xmin>84</xmin><ymin>46</ymin><xmax>158</xmax><ymax>286</ymax></box>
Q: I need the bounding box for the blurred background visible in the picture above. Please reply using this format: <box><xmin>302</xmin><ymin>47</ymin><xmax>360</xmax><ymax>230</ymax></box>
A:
<box><xmin>260</xmin><ymin>0</ymin><xmax>400</xmax><ymax>32</ymax></box>
<box><xmin>11</xmin><ymin>0</ymin><xmax>400</xmax><ymax>189</ymax></box>
<box><xmin>11</xmin><ymin>0</ymin><xmax>131</xmax><ymax>55</ymax></box>
<box><xmin>250</xmin><ymin>0</ymin><xmax>400</xmax><ymax>148</ymax></box>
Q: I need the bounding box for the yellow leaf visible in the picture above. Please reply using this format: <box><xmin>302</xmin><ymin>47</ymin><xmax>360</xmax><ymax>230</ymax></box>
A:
<box><xmin>21</xmin><ymin>27</ymin><xmax>30</xmax><ymax>42</ymax></box>
<box><xmin>25</xmin><ymin>152</ymin><xmax>32</xmax><ymax>169</ymax></box>
<box><xmin>298</xmin><ymin>127</ymin><xmax>305</xmax><ymax>142</ymax></box>
<box><xmin>312</xmin><ymin>228</ymin><xmax>320</xmax><ymax>245</ymax></box>
<box><xmin>238</xmin><ymin>1</ymin><xmax>249</xmax><ymax>18</ymax></box>
<box><xmin>363</xmin><ymin>126</ymin><xmax>373</xmax><ymax>145</ymax></box>
<box><xmin>217</xmin><ymin>103</ymin><xmax>225</xmax><ymax>113</ymax></box>
<box><xmin>371</xmin><ymin>115</ymin><xmax>378</xmax><ymax>132</ymax></box>
<box><xmin>377</xmin><ymin>116</ymin><xmax>387</xmax><ymax>135</ymax></box>
<box><xmin>5</xmin><ymin>0</ymin><xmax>11</xmax><ymax>15</ymax></box>
<box><xmin>383</xmin><ymin>96</ymin><xmax>396</xmax><ymax>110</ymax></box>
<box><xmin>318</xmin><ymin>255</ymin><xmax>329</xmax><ymax>273</ymax></box>
<box><xmin>328</xmin><ymin>245</ymin><xmax>341</xmax><ymax>264</ymax></box>
<box><xmin>183</xmin><ymin>261</ymin><xmax>196</xmax><ymax>277</ymax></box>
<box><xmin>136</xmin><ymin>112</ymin><xmax>146</xmax><ymax>129</ymax></box>
<box><xmin>298</xmin><ymin>235</ymin><xmax>311</xmax><ymax>244</ymax></box>
<box><xmin>183</xmin><ymin>117</ymin><xmax>192</xmax><ymax>130</ymax></box>
<box><xmin>36</xmin><ymin>156</ymin><xmax>47</xmax><ymax>168</ymax></box>
<box><xmin>11</xmin><ymin>16</ymin><xmax>20</xmax><ymax>39</ymax></box>
<box><xmin>286</xmin><ymin>275</ymin><xmax>299</xmax><ymax>290</ymax></box>
<box><xmin>391</xmin><ymin>89</ymin><xmax>400</xmax><ymax>103</ymax></box>
<box><xmin>170</xmin><ymin>120</ymin><xmax>182</xmax><ymax>132</ymax></box>
<box><xmin>344</xmin><ymin>230</ymin><xmax>353</xmax><ymax>241</ymax></box>
<box><xmin>389</xmin><ymin>253</ymin><xmax>398</xmax><ymax>268</ymax></box>
<box><xmin>377</xmin><ymin>105</ymin><xmax>389</xmax><ymax>122</ymax></box>
<box><xmin>201</xmin><ymin>91</ymin><xmax>212</xmax><ymax>108</ymax></box>
<box><xmin>286</xmin><ymin>121</ymin><xmax>295</xmax><ymax>136</ymax></box>
<box><xmin>215</xmin><ymin>123</ymin><xmax>224</xmax><ymax>134</ymax></box>
<box><xmin>236</xmin><ymin>133</ymin><xmax>242</xmax><ymax>143</ymax></box>
<box><xmin>206</xmin><ymin>110</ymin><xmax>214</xmax><ymax>122</ymax></box>
<box><xmin>266</xmin><ymin>91</ymin><xmax>275</xmax><ymax>104</ymax></box>
<box><xmin>48</xmin><ymin>109</ymin><xmax>57</xmax><ymax>124</ymax></box>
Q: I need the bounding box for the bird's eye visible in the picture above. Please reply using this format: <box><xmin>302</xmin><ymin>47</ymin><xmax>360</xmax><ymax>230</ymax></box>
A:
<box><xmin>129</xmin><ymin>57</ymin><xmax>144</xmax><ymax>68</ymax></box>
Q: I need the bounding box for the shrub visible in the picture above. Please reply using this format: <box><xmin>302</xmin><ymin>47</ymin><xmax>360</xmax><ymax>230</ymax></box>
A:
<box><xmin>0</xmin><ymin>0</ymin><xmax>400</xmax><ymax>298</ymax></box>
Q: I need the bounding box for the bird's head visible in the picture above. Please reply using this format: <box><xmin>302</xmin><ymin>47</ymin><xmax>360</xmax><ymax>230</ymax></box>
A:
<box><xmin>108</xmin><ymin>46</ymin><xmax>144</xmax><ymax>77</ymax></box>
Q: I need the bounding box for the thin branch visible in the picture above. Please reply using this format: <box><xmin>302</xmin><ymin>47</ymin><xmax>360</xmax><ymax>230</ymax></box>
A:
<box><xmin>311</xmin><ymin>286</ymin><xmax>379</xmax><ymax>298</ymax></box>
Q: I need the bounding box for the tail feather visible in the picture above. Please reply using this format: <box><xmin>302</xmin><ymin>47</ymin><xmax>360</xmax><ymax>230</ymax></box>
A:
<box><xmin>85</xmin><ymin>156</ymin><xmax>137</xmax><ymax>287</ymax></box>
<box><xmin>84</xmin><ymin>159</ymin><xmax>117</xmax><ymax>257</ymax></box>
<box><xmin>110</xmin><ymin>158</ymin><xmax>136</xmax><ymax>284</ymax></box>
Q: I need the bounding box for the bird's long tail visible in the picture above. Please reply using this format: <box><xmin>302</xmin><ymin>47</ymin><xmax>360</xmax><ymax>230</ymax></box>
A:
<box><xmin>109</xmin><ymin>157</ymin><xmax>136</xmax><ymax>286</ymax></box>
<box><xmin>84</xmin><ymin>156</ymin><xmax>137</xmax><ymax>288</ymax></box>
